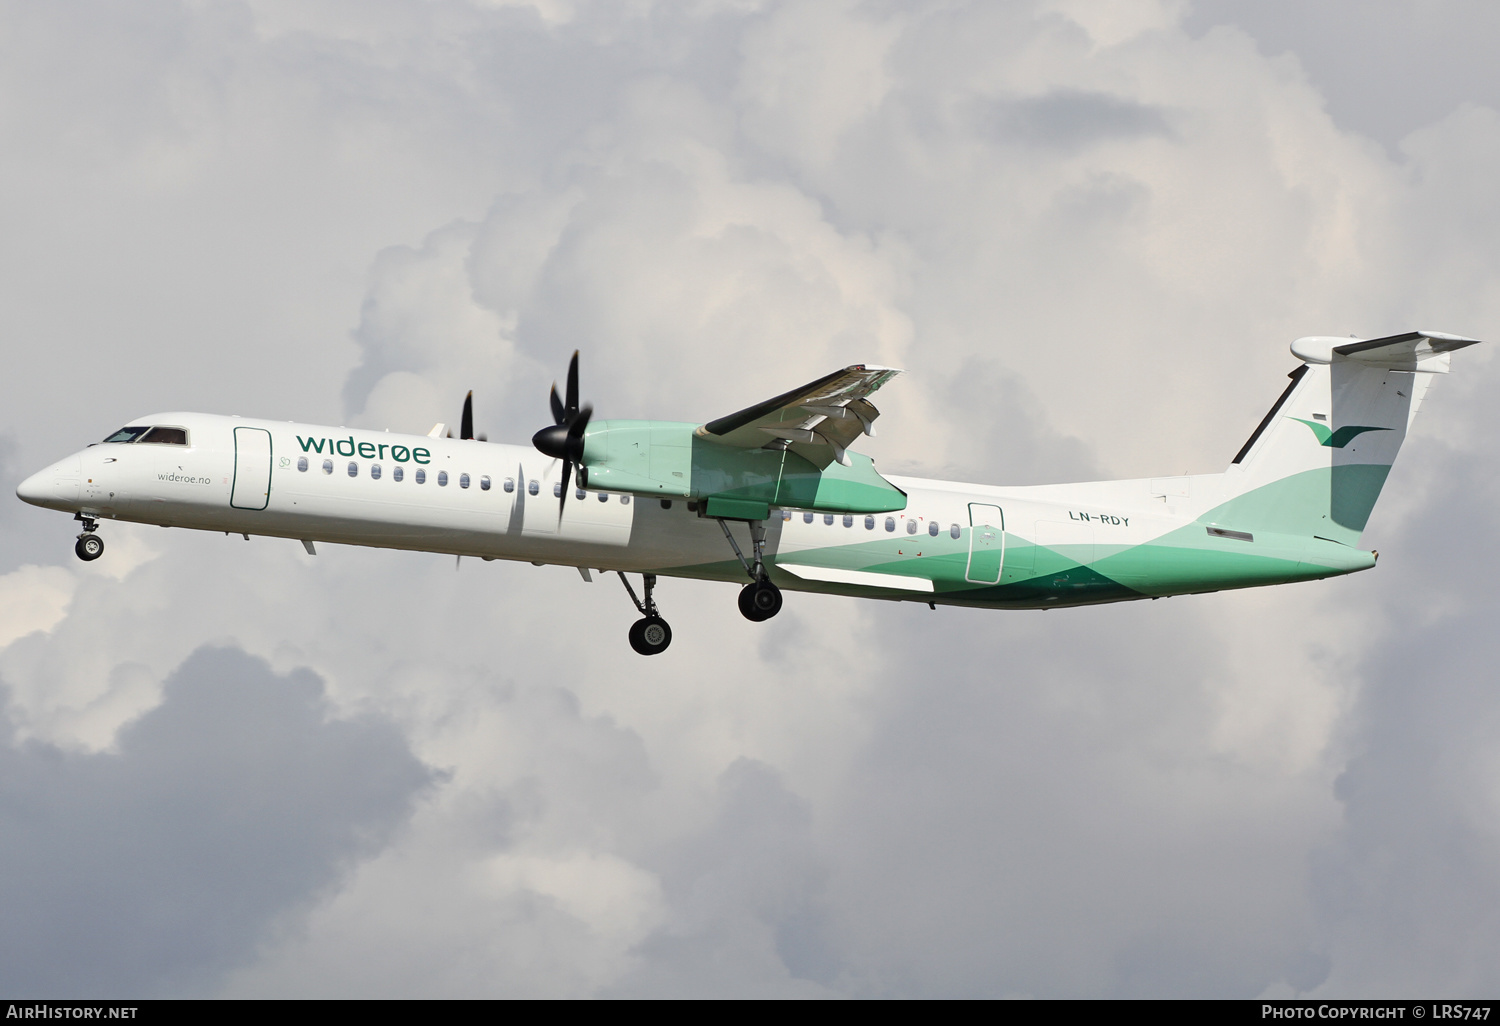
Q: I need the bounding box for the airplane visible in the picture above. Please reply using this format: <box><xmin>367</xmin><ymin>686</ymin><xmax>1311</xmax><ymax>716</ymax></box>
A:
<box><xmin>15</xmin><ymin>330</ymin><xmax>1479</xmax><ymax>655</ymax></box>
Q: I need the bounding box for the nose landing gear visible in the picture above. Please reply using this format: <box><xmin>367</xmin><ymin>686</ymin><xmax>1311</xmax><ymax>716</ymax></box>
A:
<box><xmin>74</xmin><ymin>515</ymin><xmax>103</xmax><ymax>562</ymax></box>
<box><xmin>628</xmin><ymin>614</ymin><xmax>672</xmax><ymax>656</ymax></box>
<box><xmin>619</xmin><ymin>572</ymin><xmax>672</xmax><ymax>655</ymax></box>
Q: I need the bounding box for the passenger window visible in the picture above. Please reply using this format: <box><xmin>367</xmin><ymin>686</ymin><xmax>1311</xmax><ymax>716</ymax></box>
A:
<box><xmin>803</xmin><ymin>512</ymin><xmax>814</xmax><ymax>524</ymax></box>
<box><xmin>504</xmin><ymin>478</ymin><xmax>515</xmax><ymax>493</ymax></box>
<box><xmin>660</xmin><ymin>499</ymin><xmax>672</xmax><ymax>509</ymax></box>
<box><xmin>598</xmin><ymin>492</ymin><xmax>609</xmax><ymax>502</ymax></box>
<box><xmin>687</xmin><ymin>501</ymin><xmax>698</xmax><ymax>512</ymax></box>
<box><xmin>928</xmin><ymin>521</ymin><xmax>939</xmax><ymax>537</ymax></box>
<box><xmin>416</xmin><ymin>469</ymin><xmax>427</xmax><ymax>484</ymax></box>
<box><xmin>950</xmin><ymin>524</ymin><xmax>961</xmax><ymax>540</ymax></box>
<box><xmin>906</xmin><ymin>520</ymin><xmax>918</xmax><ymax>535</ymax></box>
<box><xmin>322</xmin><ymin>459</ymin><xmax>333</xmax><ymax>475</ymax></box>
<box><xmin>823</xmin><ymin>514</ymin><xmax>834</xmax><ymax>526</ymax></box>
<box><xmin>103</xmin><ymin>426</ymin><xmax>151</xmax><ymax>443</ymax></box>
<box><xmin>140</xmin><ymin>427</ymin><xmax>188</xmax><ymax>445</ymax></box>
<box><xmin>438</xmin><ymin>471</ymin><xmax>449</xmax><ymax>487</ymax></box>
<box><xmin>394</xmin><ymin>466</ymin><xmax>404</xmax><ymax>482</ymax></box>
<box><xmin>575</xmin><ymin>488</ymin><xmax>585</xmax><ymax>500</ymax></box>
<box><xmin>843</xmin><ymin>515</ymin><xmax>854</xmax><ymax>528</ymax></box>
<box><xmin>371</xmin><ymin>464</ymin><xmax>382</xmax><ymax>480</ymax></box>
<box><xmin>459</xmin><ymin>473</ymin><xmax>470</xmax><ymax>489</ymax></box>
<box><xmin>480</xmin><ymin>475</ymin><xmax>491</xmax><ymax>491</ymax></box>
<box><xmin>348</xmin><ymin>462</ymin><xmax>358</xmax><ymax>477</ymax></box>
<box><xmin>554</xmin><ymin>482</ymin><xmax>562</xmax><ymax>498</ymax></box>
<box><xmin>620</xmin><ymin>494</ymin><xmax>630</xmax><ymax>505</ymax></box>
<box><xmin>780</xmin><ymin>510</ymin><xmax>791</xmax><ymax>521</ymax></box>
<box><xmin>885</xmin><ymin>517</ymin><xmax>896</xmax><ymax>532</ymax></box>
<box><xmin>297</xmin><ymin>457</ymin><xmax>308</xmax><ymax>472</ymax></box>
<box><xmin>865</xmin><ymin>515</ymin><xmax>875</xmax><ymax>530</ymax></box>
<box><xmin>528</xmin><ymin>480</ymin><xmax>539</xmax><ymax>496</ymax></box>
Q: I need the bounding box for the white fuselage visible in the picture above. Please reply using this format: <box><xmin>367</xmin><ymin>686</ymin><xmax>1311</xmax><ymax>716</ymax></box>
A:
<box><xmin>16</xmin><ymin>411</ymin><xmax>1321</xmax><ymax>606</ymax></box>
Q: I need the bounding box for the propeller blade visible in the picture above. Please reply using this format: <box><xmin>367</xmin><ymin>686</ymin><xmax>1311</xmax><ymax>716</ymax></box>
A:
<box><xmin>565</xmin><ymin>350</ymin><xmax>580</xmax><ymax>418</ymax></box>
<box><xmin>460</xmin><ymin>391</ymin><xmax>474</xmax><ymax>440</ymax></box>
<box><xmin>558</xmin><ymin>458</ymin><xmax>572</xmax><ymax>521</ymax></box>
<box><xmin>536</xmin><ymin>353</ymin><xmax>594</xmax><ymax>486</ymax></box>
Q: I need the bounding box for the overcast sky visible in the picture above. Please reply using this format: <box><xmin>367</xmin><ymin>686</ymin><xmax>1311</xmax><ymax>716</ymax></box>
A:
<box><xmin>2</xmin><ymin>0</ymin><xmax>1499</xmax><ymax>998</ymax></box>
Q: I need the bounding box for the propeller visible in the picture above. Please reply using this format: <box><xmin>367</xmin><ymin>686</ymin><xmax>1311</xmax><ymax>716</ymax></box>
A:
<box><xmin>445</xmin><ymin>390</ymin><xmax>486</xmax><ymax>441</ymax></box>
<box><xmin>531</xmin><ymin>350</ymin><xmax>592</xmax><ymax>520</ymax></box>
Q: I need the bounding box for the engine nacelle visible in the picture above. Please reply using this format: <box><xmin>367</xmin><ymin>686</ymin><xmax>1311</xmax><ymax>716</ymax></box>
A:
<box><xmin>578</xmin><ymin>420</ymin><xmax>907</xmax><ymax>519</ymax></box>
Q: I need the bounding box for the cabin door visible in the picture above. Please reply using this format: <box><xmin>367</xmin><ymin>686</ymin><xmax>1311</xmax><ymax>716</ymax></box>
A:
<box><xmin>965</xmin><ymin>503</ymin><xmax>1005</xmax><ymax>584</ymax></box>
<box><xmin>230</xmin><ymin>427</ymin><xmax>273</xmax><ymax>510</ymax></box>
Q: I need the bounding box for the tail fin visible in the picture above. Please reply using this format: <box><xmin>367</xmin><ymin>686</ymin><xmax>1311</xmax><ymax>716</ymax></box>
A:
<box><xmin>1204</xmin><ymin>331</ymin><xmax>1481</xmax><ymax>544</ymax></box>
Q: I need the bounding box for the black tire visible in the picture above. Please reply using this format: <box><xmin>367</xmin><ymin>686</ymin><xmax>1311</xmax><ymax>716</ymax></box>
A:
<box><xmin>628</xmin><ymin>616</ymin><xmax>672</xmax><ymax>655</ymax></box>
<box><xmin>738</xmin><ymin>580</ymin><xmax>783</xmax><ymax>622</ymax></box>
<box><xmin>75</xmin><ymin>534</ymin><xmax>104</xmax><ymax>562</ymax></box>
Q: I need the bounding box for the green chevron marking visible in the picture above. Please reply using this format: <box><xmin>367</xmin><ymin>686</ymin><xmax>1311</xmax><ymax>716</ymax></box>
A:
<box><xmin>1290</xmin><ymin>419</ymin><xmax>1391</xmax><ymax>448</ymax></box>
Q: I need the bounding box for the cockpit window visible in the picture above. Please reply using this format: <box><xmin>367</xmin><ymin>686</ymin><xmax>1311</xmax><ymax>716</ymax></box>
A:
<box><xmin>102</xmin><ymin>425</ymin><xmax>188</xmax><ymax>445</ymax></box>
<box><xmin>139</xmin><ymin>427</ymin><xmax>188</xmax><ymax>445</ymax></box>
<box><xmin>103</xmin><ymin>426</ymin><xmax>151</xmax><ymax>443</ymax></box>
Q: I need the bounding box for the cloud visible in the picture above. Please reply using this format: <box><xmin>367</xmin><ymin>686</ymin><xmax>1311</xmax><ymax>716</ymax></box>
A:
<box><xmin>611</xmin><ymin>757</ymin><xmax>832</xmax><ymax>997</ymax></box>
<box><xmin>983</xmin><ymin>89</ymin><xmax>1176</xmax><ymax>151</ymax></box>
<box><xmin>3</xmin><ymin>0</ymin><xmax>1500</xmax><ymax>999</ymax></box>
<box><xmin>1301</xmin><ymin>441</ymin><xmax>1500</xmax><ymax>997</ymax></box>
<box><xmin>1185</xmin><ymin>0</ymin><xmax>1500</xmax><ymax>151</ymax></box>
<box><xmin>0</xmin><ymin>646</ymin><xmax>434</xmax><ymax>996</ymax></box>
<box><xmin>0</xmin><ymin>564</ymin><xmax>77</xmax><ymax>650</ymax></box>
<box><xmin>217</xmin><ymin>667</ymin><xmax>665</xmax><ymax>998</ymax></box>
<box><xmin>343</xmin><ymin>75</ymin><xmax>921</xmax><ymax>444</ymax></box>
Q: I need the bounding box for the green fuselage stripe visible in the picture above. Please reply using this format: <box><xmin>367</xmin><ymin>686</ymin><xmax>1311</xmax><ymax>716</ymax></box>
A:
<box><xmin>661</xmin><ymin>467</ymin><xmax>1386</xmax><ymax>608</ymax></box>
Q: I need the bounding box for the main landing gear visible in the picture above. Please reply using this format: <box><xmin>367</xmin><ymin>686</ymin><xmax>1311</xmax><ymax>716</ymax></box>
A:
<box><xmin>619</xmin><ymin>572</ymin><xmax>672</xmax><ymax>656</ymax></box>
<box><xmin>615</xmin><ymin>517</ymin><xmax>784</xmax><ymax>654</ymax></box>
<box><xmin>718</xmin><ymin>519</ymin><xmax>783</xmax><ymax>623</ymax></box>
<box><xmin>74</xmin><ymin>515</ymin><xmax>103</xmax><ymax>562</ymax></box>
<box><xmin>738</xmin><ymin>579</ymin><xmax>782</xmax><ymax>621</ymax></box>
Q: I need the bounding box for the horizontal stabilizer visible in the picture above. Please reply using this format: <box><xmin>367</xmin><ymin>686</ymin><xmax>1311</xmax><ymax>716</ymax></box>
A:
<box><xmin>1292</xmin><ymin>331</ymin><xmax>1483</xmax><ymax>373</ymax></box>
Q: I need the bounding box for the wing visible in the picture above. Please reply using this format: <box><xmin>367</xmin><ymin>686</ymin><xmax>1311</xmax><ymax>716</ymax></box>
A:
<box><xmin>695</xmin><ymin>365</ymin><xmax>902</xmax><ymax>468</ymax></box>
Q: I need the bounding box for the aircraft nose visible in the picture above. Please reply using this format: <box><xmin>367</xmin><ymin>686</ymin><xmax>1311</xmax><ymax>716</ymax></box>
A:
<box><xmin>16</xmin><ymin>468</ymin><xmax>52</xmax><ymax>505</ymax></box>
<box><xmin>16</xmin><ymin>455</ymin><xmax>82</xmax><ymax>510</ymax></box>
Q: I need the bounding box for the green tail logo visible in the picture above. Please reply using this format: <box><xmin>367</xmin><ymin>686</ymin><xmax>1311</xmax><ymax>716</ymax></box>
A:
<box><xmin>1290</xmin><ymin>418</ymin><xmax>1391</xmax><ymax>448</ymax></box>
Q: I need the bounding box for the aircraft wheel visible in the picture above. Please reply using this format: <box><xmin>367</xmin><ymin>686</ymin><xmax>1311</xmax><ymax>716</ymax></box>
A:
<box><xmin>738</xmin><ymin>580</ymin><xmax>783</xmax><ymax>622</ymax></box>
<box><xmin>629</xmin><ymin>616</ymin><xmax>672</xmax><ymax>655</ymax></box>
<box><xmin>75</xmin><ymin>534</ymin><xmax>104</xmax><ymax>562</ymax></box>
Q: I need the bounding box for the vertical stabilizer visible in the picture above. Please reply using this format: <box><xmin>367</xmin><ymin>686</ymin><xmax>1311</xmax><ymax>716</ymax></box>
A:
<box><xmin>1203</xmin><ymin>332</ymin><xmax>1480</xmax><ymax>544</ymax></box>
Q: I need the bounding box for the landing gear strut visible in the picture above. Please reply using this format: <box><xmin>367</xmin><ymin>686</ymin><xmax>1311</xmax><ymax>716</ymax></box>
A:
<box><xmin>74</xmin><ymin>515</ymin><xmax>103</xmax><ymax>562</ymax></box>
<box><xmin>619</xmin><ymin>572</ymin><xmax>672</xmax><ymax>655</ymax></box>
<box><xmin>718</xmin><ymin>518</ymin><xmax>783</xmax><ymax>622</ymax></box>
